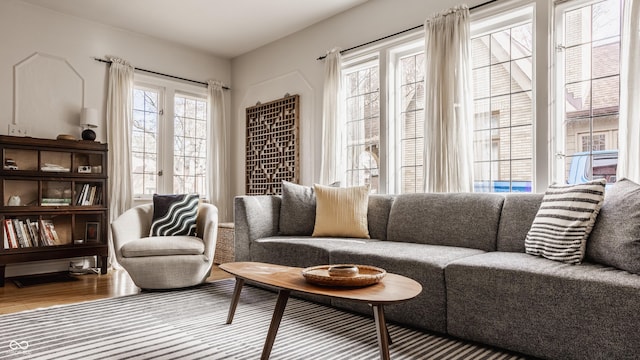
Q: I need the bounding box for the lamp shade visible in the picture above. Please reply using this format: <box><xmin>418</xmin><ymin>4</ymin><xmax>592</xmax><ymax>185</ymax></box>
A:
<box><xmin>80</xmin><ymin>107</ymin><xmax>99</xmax><ymax>128</ymax></box>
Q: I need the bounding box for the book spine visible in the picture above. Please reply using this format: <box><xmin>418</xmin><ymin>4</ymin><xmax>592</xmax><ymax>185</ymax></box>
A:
<box><xmin>26</xmin><ymin>219</ymin><xmax>39</xmax><ymax>247</ymax></box>
<box><xmin>3</xmin><ymin>220</ymin><xmax>13</xmax><ymax>249</ymax></box>
<box><xmin>12</xmin><ymin>219</ymin><xmax>25</xmax><ymax>247</ymax></box>
<box><xmin>39</xmin><ymin>219</ymin><xmax>52</xmax><ymax>246</ymax></box>
<box><xmin>88</xmin><ymin>186</ymin><xmax>96</xmax><ymax>205</ymax></box>
<box><xmin>30</xmin><ymin>222</ymin><xmax>40</xmax><ymax>247</ymax></box>
<box><xmin>2</xmin><ymin>227</ymin><xmax>8</xmax><ymax>249</ymax></box>
<box><xmin>46</xmin><ymin>223</ymin><xmax>59</xmax><ymax>245</ymax></box>
<box><xmin>21</xmin><ymin>222</ymin><xmax>32</xmax><ymax>247</ymax></box>
<box><xmin>5</xmin><ymin>220</ymin><xmax>18</xmax><ymax>248</ymax></box>
<box><xmin>77</xmin><ymin>184</ymin><xmax>89</xmax><ymax>205</ymax></box>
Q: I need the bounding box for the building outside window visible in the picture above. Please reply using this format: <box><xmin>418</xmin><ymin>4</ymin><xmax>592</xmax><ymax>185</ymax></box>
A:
<box><xmin>132</xmin><ymin>79</ymin><xmax>209</xmax><ymax>198</ymax></box>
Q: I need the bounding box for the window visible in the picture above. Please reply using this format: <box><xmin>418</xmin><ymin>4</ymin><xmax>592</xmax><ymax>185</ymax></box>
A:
<box><xmin>132</xmin><ymin>78</ymin><xmax>208</xmax><ymax>198</ymax></box>
<box><xmin>471</xmin><ymin>7</ymin><xmax>534</xmax><ymax>193</ymax></box>
<box><xmin>343</xmin><ymin>59</ymin><xmax>380</xmax><ymax>193</ymax></box>
<box><xmin>555</xmin><ymin>0</ymin><xmax>621</xmax><ymax>185</ymax></box>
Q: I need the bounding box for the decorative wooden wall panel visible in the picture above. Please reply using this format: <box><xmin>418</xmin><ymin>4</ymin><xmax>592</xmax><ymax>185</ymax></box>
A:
<box><xmin>245</xmin><ymin>94</ymin><xmax>299</xmax><ymax>195</ymax></box>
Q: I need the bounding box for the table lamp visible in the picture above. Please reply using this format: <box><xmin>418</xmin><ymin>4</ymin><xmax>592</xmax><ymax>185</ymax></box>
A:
<box><xmin>80</xmin><ymin>107</ymin><xmax>98</xmax><ymax>141</ymax></box>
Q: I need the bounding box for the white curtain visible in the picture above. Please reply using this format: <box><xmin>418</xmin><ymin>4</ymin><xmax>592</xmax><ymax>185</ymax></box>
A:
<box><xmin>207</xmin><ymin>80</ymin><xmax>230</xmax><ymax>221</ymax></box>
<box><xmin>423</xmin><ymin>6</ymin><xmax>474</xmax><ymax>193</ymax></box>
<box><xmin>107</xmin><ymin>57</ymin><xmax>134</xmax><ymax>267</ymax></box>
<box><xmin>319</xmin><ymin>48</ymin><xmax>344</xmax><ymax>185</ymax></box>
<box><xmin>617</xmin><ymin>0</ymin><xmax>640</xmax><ymax>183</ymax></box>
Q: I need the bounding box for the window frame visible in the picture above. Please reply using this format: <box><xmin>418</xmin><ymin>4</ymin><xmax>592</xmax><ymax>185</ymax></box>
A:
<box><xmin>552</xmin><ymin>0</ymin><xmax>622</xmax><ymax>185</ymax></box>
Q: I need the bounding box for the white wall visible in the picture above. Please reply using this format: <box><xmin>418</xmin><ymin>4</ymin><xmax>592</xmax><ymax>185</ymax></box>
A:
<box><xmin>0</xmin><ymin>0</ymin><xmax>230</xmax><ymax>276</ymax></box>
<box><xmin>229</xmin><ymin>0</ymin><xmax>486</xmax><ymax>199</ymax></box>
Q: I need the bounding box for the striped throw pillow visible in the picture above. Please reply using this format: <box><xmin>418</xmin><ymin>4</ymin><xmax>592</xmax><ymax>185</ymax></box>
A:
<box><xmin>150</xmin><ymin>194</ymin><xmax>199</xmax><ymax>237</ymax></box>
<box><xmin>525</xmin><ymin>179</ymin><xmax>606</xmax><ymax>264</ymax></box>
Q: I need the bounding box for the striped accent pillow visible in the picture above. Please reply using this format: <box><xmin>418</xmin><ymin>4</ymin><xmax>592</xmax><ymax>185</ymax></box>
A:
<box><xmin>525</xmin><ymin>179</ymin><xmax>606</xmax><ymax>264</ymax></box>
<box><xmin>150</xmin><ymin>194</ymin><xmax>199</xmax><ymax>237</ymax></box>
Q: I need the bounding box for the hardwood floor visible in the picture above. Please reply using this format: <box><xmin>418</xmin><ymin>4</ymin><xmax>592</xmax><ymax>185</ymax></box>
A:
<box><xmin>0</xmin><ymin>265</ymin><xmax>233</xmax><ymax>315</ymax></box>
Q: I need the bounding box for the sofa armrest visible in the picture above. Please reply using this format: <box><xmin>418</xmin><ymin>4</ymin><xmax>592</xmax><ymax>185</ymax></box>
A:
<box><xmin>197</xmin><ymin>203</ymin><xmax>219</xmax><ymax>262</ymax></box>
<box><xmin>111</xmin><ymin>203</ymin><xmax>153</xmax><ymax>261</ymax></box>
<box><xmin>234</xmin><ymin>195</ymin><xmax>281</xmax><ymax>261</ymax></box>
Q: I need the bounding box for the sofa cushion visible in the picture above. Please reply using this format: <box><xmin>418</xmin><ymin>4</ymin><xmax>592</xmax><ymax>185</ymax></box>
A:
<box><xmin>386</xmin><ymin>193</ymin><xmax>504</xmax><ymax>251</ymax></box>
<box><xmin>525</xmin><ymin>179</ymin><xmax>606</xmax><ymax>264</ymax></box>
<box><xmin>587</xmin><ymin>179</ymin><xmax>640</xmax><ymax>274</ymax></box>
<box><xmin>150</xmin><ymin>194</ymin><xmax>199</xmax><ymax>237</ymax></box>
<box><xmin>497</xmin><ymin>193</ymin><xmax>544</xmax><ymax>252</ymax></box>
<box><xmin>312</xmin><ymin>184</ymin><xmax>370</xmax><ymax>238</ymax></box>
<box><xmin>366</xmin><ymin>195</ymin><xmax>395</xmax><ymax>240</ymax></box>
<box><xmin>251</xmin><ymin>236</ymin><xmax>379</xmax><ymax>268</ymax></box>
<box><xmin>121</xmin><ymin>236</ymin><xmax>204</xmax><ymax>257</ymax></box>
<box><xmin>279</xmin><ymin>181</ymin><xmax>316</xmax><ymax>236</ymax></box>
<box><xmin>446</xmin><ymin>251</ymin><xmax>640</xmax><ymax>360</ymax></box>
<box><xmin>329</xmin><ymin>241</ymin><xmax>485</xmax><ymax>334</ymax></box>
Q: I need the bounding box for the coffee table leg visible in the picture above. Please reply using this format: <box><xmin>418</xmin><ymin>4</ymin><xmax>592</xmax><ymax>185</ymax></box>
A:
<box><xmin>261</xmin><ymin>289</ymin><xmax>291</xmax><ymax>360</ymax></box>
<box><xmin>372</xmin><ymin>304</ymin><xmax>391</xmax><ymax>360</ymax></box>
<box><xmin>226</xmin><ymin>278</ymin><xmax>245</xmax><ymax>324</ymax></box>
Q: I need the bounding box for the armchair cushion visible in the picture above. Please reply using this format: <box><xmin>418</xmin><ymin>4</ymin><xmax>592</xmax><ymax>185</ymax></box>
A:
<box><xmin>121</xmin><ymin>236</ymin><xmax>205</xmax><ymax>257</ymax></box>
<box><xmin>150</xmin><ymin>194</ymin><xmax>199</xmax><ymax>236</ymax></box>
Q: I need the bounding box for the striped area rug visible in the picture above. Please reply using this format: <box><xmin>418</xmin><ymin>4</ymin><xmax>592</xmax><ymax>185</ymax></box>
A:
<box><xmin>0</xmin><ymin>279</ymin><xmax>530</xmax><ymax>359</ymax></box>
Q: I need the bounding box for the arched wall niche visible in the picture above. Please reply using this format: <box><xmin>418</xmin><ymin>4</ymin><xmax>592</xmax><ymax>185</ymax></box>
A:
<box><xmin>14</xmin><ymin>52</ymin><xmax>84</xmax><ymax>138</ymax></box>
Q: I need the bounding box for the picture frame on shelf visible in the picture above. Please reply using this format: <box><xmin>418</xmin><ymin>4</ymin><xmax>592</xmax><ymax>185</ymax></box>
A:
<box><xmin>85</xmin><ymin>222</ymin><xmax>99</xmax><ymax>243</ymax></box>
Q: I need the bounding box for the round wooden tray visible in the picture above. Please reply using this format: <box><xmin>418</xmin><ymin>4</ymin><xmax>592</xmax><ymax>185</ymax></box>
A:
<box><xmin>301</xmin><ymin>264</ymin><xmax>386</xmax><ymax>287</ymax></box>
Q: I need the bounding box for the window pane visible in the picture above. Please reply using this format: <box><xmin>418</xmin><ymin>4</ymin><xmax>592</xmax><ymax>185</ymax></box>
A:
<box><xmin>511</xmin><ymin>91</ymin><xmax>533</xmax><ymax>126</ymax></box>
<box><xmin>472</xmin><ymin>15</ymin><xmax>533</xmax><ymax>192</ymax></box>
<box><xmin>473</xmin><ymin>67</ymin><xmax>490</xmax><ymax>99</ymax></box>
<box><xmin>565</xmin><ymin>44</ymin><xmax>592</xmax><ymax>84</ymax></box>
<box><xmin>472</xmin><ymin>36</ymin><xmax>491</xmax><ymax>68</ymax></box>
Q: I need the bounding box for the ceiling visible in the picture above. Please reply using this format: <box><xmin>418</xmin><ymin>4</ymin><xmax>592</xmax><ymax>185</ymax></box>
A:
<box><xmin>20</xmin><ymin>0</ymin><xmax>368</xmax><ymax>59</ymax></box>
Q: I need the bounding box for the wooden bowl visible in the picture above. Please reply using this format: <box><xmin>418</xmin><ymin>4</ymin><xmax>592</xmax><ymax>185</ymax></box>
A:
<box><xmin>302</xmin><ymin>264</ymin><xmax>386</xmax><ymax>287</ymax></box>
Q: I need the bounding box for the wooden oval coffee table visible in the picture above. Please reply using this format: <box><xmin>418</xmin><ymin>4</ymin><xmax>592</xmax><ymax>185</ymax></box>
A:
<box><xmin>220</xmin><ymin>262</ymin><xmax>422</xmax><ymax>360</ymax></box>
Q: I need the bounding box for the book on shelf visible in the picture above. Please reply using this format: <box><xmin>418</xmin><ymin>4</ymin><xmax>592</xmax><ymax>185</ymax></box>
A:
<box><xmin>41</xmin><ymin>198</ymin><xmax>72</xmax><ymax>206</ymax></box>
<box><xmin>3</xmin><ymin>219</ymin><xmax>17</xmax><ymax>249</ymax></box>
<box><xmin>12</xmin><ymin>218</ymin><xmax>28</xmax><ymax>247</ymax></box>
<box><xmin>3</xmin><ymin>218</ymin><xmax>44</xmax><ymax>248</ymax></box>
<box><xmin>38</xmin><ymin>219</ymin><xmax>59</xmax><ymax>246</ymax></box>
<box><xmin>76</xmin><ymin>184</ymin><xmax>101</xmax><ymax>206</ymax></box>
<box><xmin>26</xmin><ymin>218</ymin><xmax>39</xmax><ymax>247</ymax></box>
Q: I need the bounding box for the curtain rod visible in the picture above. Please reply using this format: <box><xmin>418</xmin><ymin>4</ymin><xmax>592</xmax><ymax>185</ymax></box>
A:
<box><xmin>316</xmin><ymin>0</ymin><xmax>499</xmax><ymax>60</ymax></box>
<box><xmin>92</xmin><ymin>58</ymin><xmax>231</xmax><ymax>90</ymax></box>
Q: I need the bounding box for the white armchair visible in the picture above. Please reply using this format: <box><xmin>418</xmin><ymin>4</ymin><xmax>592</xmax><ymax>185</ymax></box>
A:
<box><xmin>111</xmin><ymin>203</ymin><xmax>218</xmax><ymax>289</ymax></box>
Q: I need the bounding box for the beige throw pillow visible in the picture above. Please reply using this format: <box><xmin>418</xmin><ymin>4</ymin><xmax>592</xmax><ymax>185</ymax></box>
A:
<box><xmin>312</xmin><ymin>184</ymin><xmax>370</xmax><ymax>239</ymax></box>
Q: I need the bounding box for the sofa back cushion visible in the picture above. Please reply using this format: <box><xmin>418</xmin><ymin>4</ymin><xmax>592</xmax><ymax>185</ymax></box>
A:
<box><xmin>387</xmin><ymin>193</ymin><xmax>504</xmax><ymax>251</ymax></box>
<box><xmin>367</xmin><ymin>195</ymin><xmax>395</xmax><ymax>241</ymax></box>
<box><xmin>586</xmin><ymin>179</ymin><xmax>640</xmax><ymax>274</ymax></box>
<box><xmin>497</xmin><ymin>193</ymin><xmax>544</xmax><ymax>252</ymax></box>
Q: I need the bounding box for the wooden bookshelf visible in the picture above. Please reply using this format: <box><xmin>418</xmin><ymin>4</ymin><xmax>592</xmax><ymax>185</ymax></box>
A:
<box><xmin>0</xmin><ymin>135</ymin><xmax>109</xmax><ymax>286</ymax></box>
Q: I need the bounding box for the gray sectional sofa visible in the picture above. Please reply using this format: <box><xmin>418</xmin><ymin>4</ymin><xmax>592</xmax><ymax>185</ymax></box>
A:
<box><xmin>234</xmin><ymin>190</ymin><xmax>640</xmax><ymax>360</ymax></box>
